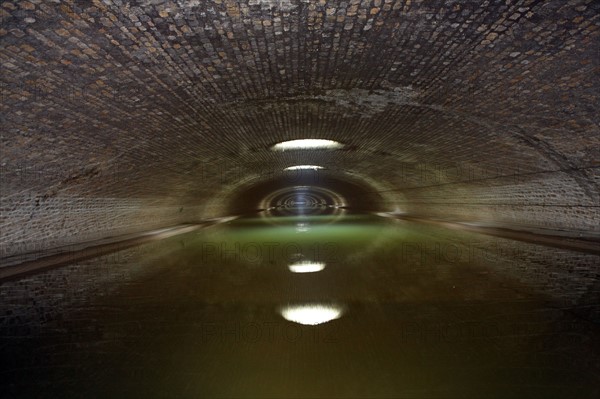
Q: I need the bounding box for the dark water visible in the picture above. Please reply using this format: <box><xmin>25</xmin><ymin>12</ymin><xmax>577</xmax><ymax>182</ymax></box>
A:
<box><xmin>1</xmin><ymin>213</ymin><xmax>599</xmax><ymax>398</ymax></box>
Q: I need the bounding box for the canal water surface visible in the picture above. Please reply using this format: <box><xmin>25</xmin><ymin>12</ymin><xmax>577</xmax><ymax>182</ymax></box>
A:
<box><xmin>1</xmin><ymin>213</ymin><xmax>599</xmax><ymax>398</ymax></box>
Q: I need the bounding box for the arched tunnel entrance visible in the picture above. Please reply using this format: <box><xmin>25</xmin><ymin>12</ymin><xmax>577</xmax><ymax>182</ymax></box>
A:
<box><xmin>1</xmin><ymin>1</ymin><xmax>599</xmax><ymax>398</ymax></box>
<box><xmin>225</xmin><ymin>168</ymin><xmax>386</xmax><ymax>216</ymax></box>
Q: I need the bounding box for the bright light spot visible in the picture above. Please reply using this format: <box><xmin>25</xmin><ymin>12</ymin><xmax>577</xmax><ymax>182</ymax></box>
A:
<box><xmin>280</xmin><ymin>304</ymin><xmax>345</xmax><ymax>325</ymax></box>
<box><xmin>288</xmin><ymin>261</ymin><xmax>326</xmax><ymax>273</ymax></box>
<box><xmin>272</xmin><ymin>139</ymin><xmax>343</xmax><ymax>151</ymax></box>
<box><xmin>296</xmin><ymin>222</ymin><xmax>309</xmax><ymax>232</ymax></box>
<box><xmin>284</xmin><ymin>165</ymin><xmax>324</xmax><ymax>171</ymax></box>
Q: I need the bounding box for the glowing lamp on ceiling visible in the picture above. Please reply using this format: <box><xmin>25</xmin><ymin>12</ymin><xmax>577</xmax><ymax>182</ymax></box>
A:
<box><xmin>271</xmin><ymin>139</ymin><xmax>344</xmax><ymax>151</ymax></box>
<box><xmin>284</xmin><ymin>165</ymin><xmax>324</xmax><ymax>171</ymax></box>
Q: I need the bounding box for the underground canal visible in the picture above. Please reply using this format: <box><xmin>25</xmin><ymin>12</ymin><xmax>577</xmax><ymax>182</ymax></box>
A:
<box><xmin>1</xmin><ymin>172</ymin><xmax>599</xmax><ymax>398</ymax></box>
<box><xmin>1</xmin><ymin>0</ymin><xmax>599</xmax><ymax>398</ymax></box>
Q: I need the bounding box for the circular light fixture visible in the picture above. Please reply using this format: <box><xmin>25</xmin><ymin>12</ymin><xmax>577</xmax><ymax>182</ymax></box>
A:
<box><xmin>283</xmin><ymin>165</ymin><xmax>324</xmax><ymax>171</ymax></box>
<box><xmin>271</xmin><ymin>139</ymin><xmax>344</xmax><ymax>151</ymax></box>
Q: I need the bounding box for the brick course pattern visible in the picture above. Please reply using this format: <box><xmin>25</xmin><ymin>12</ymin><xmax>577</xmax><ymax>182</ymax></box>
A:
<box><xmin>1</xmin><ymin>0</ymin><xmax>599</xmax><ymax>257</ymax></box>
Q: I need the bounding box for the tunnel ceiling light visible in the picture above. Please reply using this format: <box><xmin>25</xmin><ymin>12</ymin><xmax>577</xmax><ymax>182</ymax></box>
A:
<box><xmin>272</xmin><ymin>139</ymin><xmax>344</xmax><ymax>151</ymax></box>
<box><xmin>288</xmin><ymin>261</ymin><xmax>326</xmax><ymax>273</ymax></box>
<box><xmin>284</xmin><ymin>165</ymin><xmax>324</xmax><ymax>171</ymax></box>
<box><xmin>279</xmin><ymin>304</ymin><xmax>345</xmax><ymax>325</ymax></box>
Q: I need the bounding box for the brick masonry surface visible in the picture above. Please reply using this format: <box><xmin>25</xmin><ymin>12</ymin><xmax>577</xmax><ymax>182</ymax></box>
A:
<box><xmin>1</xmin><ymin>0</ymin><xmax>599</xmax><ymax>257</ymax></box>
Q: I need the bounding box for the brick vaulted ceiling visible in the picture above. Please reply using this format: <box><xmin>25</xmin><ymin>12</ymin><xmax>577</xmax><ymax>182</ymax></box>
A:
<box><xmin>1</xmin><ymin>0</ymin><xmax>599</xmax><ymax>256</ymax></box>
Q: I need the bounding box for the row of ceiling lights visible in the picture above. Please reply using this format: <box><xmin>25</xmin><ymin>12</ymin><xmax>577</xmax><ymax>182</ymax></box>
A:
<box><xmin>271</xmin><ymin>140</ymin><xmax>347</xmax><ymax>325</ymax></box>
<box><xmin>272</xmin><ymin>139</ymin><xmax>344</xmax><ymax>171</ymax></box>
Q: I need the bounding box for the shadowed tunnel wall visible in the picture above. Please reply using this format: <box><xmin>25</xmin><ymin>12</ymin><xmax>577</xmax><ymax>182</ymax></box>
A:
<box><xmin>1</xmin><ymin>0</ymin><xmax>599</xmax><ymax>259</ymax></box>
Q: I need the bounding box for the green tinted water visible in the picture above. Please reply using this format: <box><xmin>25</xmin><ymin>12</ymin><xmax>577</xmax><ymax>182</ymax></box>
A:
<box><xmin>1</xmin><ymin>213</ymin><xmax>598</xmax><ymax>398</ymax></box>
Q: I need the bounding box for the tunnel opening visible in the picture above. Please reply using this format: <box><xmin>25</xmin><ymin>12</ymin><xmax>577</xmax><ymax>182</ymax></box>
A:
<box><xmin>224</xmin><ymin>168</ymin><xmax>388</xmax><ymax>217</ymax></box>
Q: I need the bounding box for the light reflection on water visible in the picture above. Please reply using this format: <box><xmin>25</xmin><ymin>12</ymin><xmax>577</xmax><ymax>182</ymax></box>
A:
<box><xmin>279</xmin><ymin>303</ymin><xmax>345</xmax><ymax>325</ymax></box>
<box><xmin>288</xmin><ymin>261</ymin><xmax>326</xmax><ymax>273</ymax></box>
<box><xmin>0</xmin><ymin>213</ymin><xmax>599</xmax><ymax>398</ymax></box>
<box><xmin>295</xmin><ymin>222</ymin><xmax>309</xmax><ymax>232</ymax></box>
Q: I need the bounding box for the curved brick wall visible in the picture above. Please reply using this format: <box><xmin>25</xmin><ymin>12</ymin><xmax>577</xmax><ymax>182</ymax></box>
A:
<box><xmin>1</xmin><ymin>0</ymin><xmax>599</xmax><ymax>258</ymax></box>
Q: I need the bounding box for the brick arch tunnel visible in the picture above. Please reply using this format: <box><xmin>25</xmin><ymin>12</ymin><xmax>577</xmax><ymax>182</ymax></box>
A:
<box><xmin>1</xmin><ymin>1</ymin><xmax>599</xmax><ymax>397</ymax></box>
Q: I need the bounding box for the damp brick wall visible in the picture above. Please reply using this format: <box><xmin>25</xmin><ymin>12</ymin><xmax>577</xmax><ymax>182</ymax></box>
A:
<box><xmin>1</xmin><ymin>0</ymin><xmax>599</xmax><ymax>257</ymax></box>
